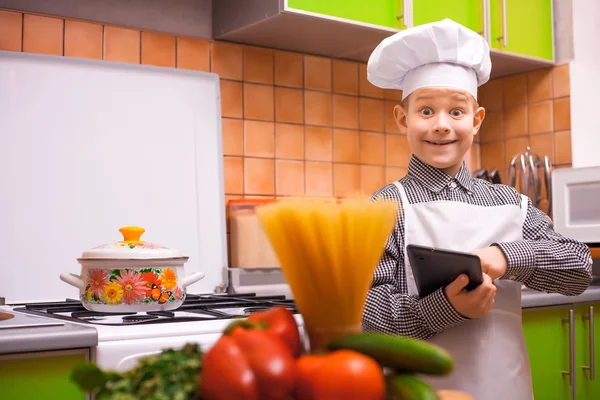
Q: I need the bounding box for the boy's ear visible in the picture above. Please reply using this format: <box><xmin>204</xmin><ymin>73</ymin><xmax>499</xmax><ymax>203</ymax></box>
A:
<box><xmin>393</xmin><ymin>105</ymin><xmax>408</xmax><ymax>130</ymax></box>
<box><xmin>472</xmin><ymin>106</ymin><xmax>486</xmax><ymax>135</ymax></box>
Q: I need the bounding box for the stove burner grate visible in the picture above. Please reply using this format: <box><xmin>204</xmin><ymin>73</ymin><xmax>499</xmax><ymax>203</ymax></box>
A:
<box><xmin>71</xmin><ymin>310</ymin><xmax>136</xmax><ymax>318</ymax></box>
<box><xmin>11</xmin><ymin>292</ymin><xmax>298</xmax><ymax>325</ymax></box>
<box><xmin>123</xmin><ymin>314</ymin><xmax>159</xmax><ymax>323</ymax></box>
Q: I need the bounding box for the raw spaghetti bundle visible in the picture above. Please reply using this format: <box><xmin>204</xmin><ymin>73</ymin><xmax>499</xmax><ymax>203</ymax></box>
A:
<box><xmin>255</xmin><ymin>197</ymin><xmax>399</xmax><ymax>351</ymax></box>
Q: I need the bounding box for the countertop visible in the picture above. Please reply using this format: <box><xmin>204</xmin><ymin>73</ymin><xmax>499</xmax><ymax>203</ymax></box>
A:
<box><xmin>522</xmin><ymin>284</ymin><xmax>600</xmax><ymax>309</ymax></box>
<box><xmin>0</xmin><ymin>307</ymin><xmax>98</xmax><ymax>355</ymax></box>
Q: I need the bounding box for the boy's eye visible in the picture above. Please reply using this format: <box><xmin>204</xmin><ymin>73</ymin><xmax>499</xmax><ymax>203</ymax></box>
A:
<box><xmin>420</xmin><ymin>107</ymin><xmax>433</xmax><ymax>116</ymax></box>
<box><xmin>450</xmin><ymin>109</ymin><xmax>463</xmax><ymax>117</ymax></box>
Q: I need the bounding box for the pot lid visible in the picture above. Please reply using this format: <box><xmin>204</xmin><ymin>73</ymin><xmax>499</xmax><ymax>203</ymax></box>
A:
<box><xmin>80</xmin><ymin>226</ymin><xmax>183</xmax><ymax>260</ymax></box>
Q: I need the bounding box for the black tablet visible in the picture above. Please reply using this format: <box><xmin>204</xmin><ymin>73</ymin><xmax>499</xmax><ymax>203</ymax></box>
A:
<box><xmin>406</xmin><ymin>244</ymin><xmax>484</xmax><ymax>298</ymax></box>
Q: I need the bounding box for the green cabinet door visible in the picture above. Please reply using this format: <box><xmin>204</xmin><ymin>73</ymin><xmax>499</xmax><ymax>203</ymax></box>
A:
<box><xmin>286</xmin><ymin>0</ymin><xmax>406</xmax><ymax>30</ymax></box>
<box><xmin>412</xmin><ymin>0</ymin><xmax>484</xmax><ymax>34</ymax></box>
<box><xmin>522</xmin><ymin>306</ymin><xmax>572</xmax><ymax>400</ymax></box>
<box><xmin>489</xmin><ymin>0</ymin><xmax>554</xmax><ymax>60</ymax></box>
<box><xmin>0</xmin><ymin>349</ymin><xmax>88</xmax><ymax>399</ymax></box>
<box><xmin>575</xmin><ymin>304</ymin><xmax>600</xmax><ymax>399</ymax></box>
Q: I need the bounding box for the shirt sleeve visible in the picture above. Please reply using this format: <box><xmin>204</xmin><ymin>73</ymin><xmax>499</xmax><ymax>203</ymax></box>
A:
<box><xmin>362</xmin><ymin>194</ymin><xmax>467</xmax><ymax>340</ymax></box>
<box><xmin>493</xmin><ymin>195</ymin><xmax>593</xmax><ymax>296</ymax></box>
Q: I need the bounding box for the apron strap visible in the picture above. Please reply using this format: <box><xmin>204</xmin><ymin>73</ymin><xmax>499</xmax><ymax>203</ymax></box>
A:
<box><xmin>393</xmin><ymin>181</ymin><xmax>410</xmax><ymax>206</ymax></box>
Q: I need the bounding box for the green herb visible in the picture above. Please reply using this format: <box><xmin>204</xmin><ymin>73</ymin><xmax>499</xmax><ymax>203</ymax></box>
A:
<box><xmin>71</xmin><ymin>343</ymin><xmax>204</xmax><ymax>400</ymax></box>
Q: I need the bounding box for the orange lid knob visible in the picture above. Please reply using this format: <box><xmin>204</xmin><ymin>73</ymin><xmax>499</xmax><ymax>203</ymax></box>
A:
<box><xmin>119</xmin><ymin>226</ymin><xmax>145</xmax><ymax>243</ymax></box>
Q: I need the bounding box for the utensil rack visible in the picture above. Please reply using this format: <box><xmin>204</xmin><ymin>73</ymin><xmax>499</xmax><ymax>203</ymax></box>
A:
<box><xmin>509</xmin><ymin>146</ymin><xmax>553</xmax><ymax>215</ymax></box>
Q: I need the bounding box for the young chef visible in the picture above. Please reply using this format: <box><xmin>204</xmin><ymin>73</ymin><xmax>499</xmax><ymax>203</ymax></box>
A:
<box><xmin>361</xmin><ymin>18</ymin><xmax>593</xmax><ymax>400</ymax></box>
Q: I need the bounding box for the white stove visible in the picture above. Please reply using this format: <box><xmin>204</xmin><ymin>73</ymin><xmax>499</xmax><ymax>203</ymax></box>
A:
<box><xmin>6</xmin><ymin>291</ymin><xmax>306</xmax><ymax>372</ymax></box>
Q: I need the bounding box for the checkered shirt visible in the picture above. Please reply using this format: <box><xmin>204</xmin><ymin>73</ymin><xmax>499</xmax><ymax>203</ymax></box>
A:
<box><xmin>362</xmin><ymin>155</ymin><xmax>593</xmax><ymax>339</ymax></box>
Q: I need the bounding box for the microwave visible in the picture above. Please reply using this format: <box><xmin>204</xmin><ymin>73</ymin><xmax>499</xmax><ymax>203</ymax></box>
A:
<box><xmin>552</xmin><ymin>166</ymin><xmax>600</xmax><ymax>246</ymax></box>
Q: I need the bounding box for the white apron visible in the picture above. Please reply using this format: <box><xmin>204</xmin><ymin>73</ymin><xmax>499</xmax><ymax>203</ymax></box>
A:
<box><xmin>394</xmin><ymin>181</ymin><xmax>533</xmax><ymax>400</ymax></box>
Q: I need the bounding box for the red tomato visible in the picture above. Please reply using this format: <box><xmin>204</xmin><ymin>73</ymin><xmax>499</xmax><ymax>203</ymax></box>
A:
<box><xmin>229</xmin><ymin>327</ymin><xmax>296</xmax><ymax>400</ymax></box>
<box><xmin>200</xmin><ymin>335</ymin><xmax>259</xmax><ymax>400</ymax></box>
<box><xmin>247</xmin><ymin>306</ymin><xmax>304</xmax><ymax>358</ymax></box>
<box><xmin>293</xmin><ymin>354</ymin><xmax>327</xmax><ymax>400</ymax></box>
<box><xmin>312</xmin><ymin>350</ymin><xmax>385</xmax><ymax>400</ymax></box>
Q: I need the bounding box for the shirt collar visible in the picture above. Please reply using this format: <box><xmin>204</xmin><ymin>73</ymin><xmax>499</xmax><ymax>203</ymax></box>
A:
<box><xmin>407</xmin><ymin>155</ymin><xmax>474</xmax><ymax>193</ymax></box>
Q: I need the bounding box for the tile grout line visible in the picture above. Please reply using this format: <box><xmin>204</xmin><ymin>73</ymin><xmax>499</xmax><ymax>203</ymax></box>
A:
<box><xmin>301</xmin><ymin>54</ymin><xmax>309</xmax><ymax>196</ymax></box>
<box><xmin>61</xmin><ymin>17</ymin><xmax>65</xmax><ymax>56</ymax></box>
<box><xmin>240</xmin><ymin>45</ymin><xmax>246</xmax><ymax>197</ymax></box>
<box><xmin>549</xmin><ymin>70</ymin><xmax>557</xmax><ymax>164</ymax></box>
<box><xmin>101</xmin><ymin>25</ymin><xmax>105</xmax><ymax>60</ymax></box>
<box><xmin>270</xmin><ymin>48</ymin><xmax>278</xmax><ymax>197</ymax></box>
<box><xmin>20</xmin><ymin>12</ymin><xmax>24</xmax><ymax>52</ymax></box>
<box><xmin>330</xmin><ymin>58</ymin><xmax>336</xmax><ymax>196</ymax></box>
<box><xmin>138</xmin><ymin>30</ymin><xmax>142</xmax><ymax>64</ymax></box>
<box><xmin>174</xmin><ymin>35</ymin><xmax>178</xmax><ymax>68</ymax></box>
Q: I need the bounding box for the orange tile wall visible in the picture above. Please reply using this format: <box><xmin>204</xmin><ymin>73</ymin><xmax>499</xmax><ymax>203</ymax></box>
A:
<box><xmin>478</xmin><ymin>65</ymin><xmax>572</xmax><ymax>185</ymax></box>
<box><xmin>0</xmin><ymin>9</ymin><xmax>481</xmax><ymax>203</ymax></box>
<box><xmin>0</xmin><ymin>9</ymin><xmax>570</xmax><ymax>208</ymax></box>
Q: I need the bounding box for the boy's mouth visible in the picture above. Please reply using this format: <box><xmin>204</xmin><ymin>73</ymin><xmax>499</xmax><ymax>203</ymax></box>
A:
<box><xmin>425</xmin><ymin>140</ymin><xmax>457</xmax><ymax>146</ymax></box>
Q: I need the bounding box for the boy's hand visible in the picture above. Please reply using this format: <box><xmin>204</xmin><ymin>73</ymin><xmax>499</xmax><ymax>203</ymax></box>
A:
<box><xmin>470</xmin><ymin>246</ymin><xmax>508</xmax><ymax>281</ymax></box>
<box><xmin>444</xmin><ymin>273</ymin><xmax>496</xmax><ymax>319</ymax></box>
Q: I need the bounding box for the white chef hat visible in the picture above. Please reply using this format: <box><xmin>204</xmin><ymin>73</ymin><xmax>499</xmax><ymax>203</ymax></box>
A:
<box><xmin>367</xmin><ymin>18</ymin><xmax>491</xmax><ymax>101</ymax></box>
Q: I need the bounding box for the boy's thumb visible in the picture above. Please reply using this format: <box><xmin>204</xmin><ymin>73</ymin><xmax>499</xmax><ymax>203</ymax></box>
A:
<box><xmin>446</xmin><ymin>274</ymin><xmax>469</xmax><ymax>297</ymax></box>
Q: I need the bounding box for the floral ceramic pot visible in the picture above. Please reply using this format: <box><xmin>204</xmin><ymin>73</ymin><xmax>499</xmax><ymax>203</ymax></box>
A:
<box><xmin>60</xmin><ymin>226</ymin><xmax>205</xmax><ymax>312</ymax></box>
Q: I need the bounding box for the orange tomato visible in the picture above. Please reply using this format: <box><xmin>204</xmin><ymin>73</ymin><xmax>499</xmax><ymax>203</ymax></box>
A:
<box><xmin>293</xmin><ymin>354</ymin><xmax>327</xmax><ymax>400</ymax></box>
<box><xmin>312</xmin><ymin>350</ymin><xmax>385</xmax><ymax>400</ymax></box>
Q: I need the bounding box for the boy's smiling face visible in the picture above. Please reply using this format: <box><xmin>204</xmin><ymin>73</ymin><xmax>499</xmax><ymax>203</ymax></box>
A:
<box><xmin>394</xmin><ymin>87</ymin><xmax>486</xmax><ymax>176</ymax></box>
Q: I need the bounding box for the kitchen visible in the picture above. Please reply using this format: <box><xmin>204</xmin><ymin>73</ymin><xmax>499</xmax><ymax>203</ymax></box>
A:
<box><xmin>1</xmin><ymin>0</ymin><xmax>599</xmax><ymax>399</ymax></box>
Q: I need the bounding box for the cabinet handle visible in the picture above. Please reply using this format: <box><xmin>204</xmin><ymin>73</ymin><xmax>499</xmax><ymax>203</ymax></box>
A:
<box><xmin>479</xmin><ymin>0</ymin><xmax>491</xmax><ymax>44</ymax></box>
<box><xmin>582</xmin><ymin>305</ymin><xmax>595</xmax><ymax>380</ymax></box>
<box><xmin>396</xmin><ymin>14</ymin><xmax>406</xmax><ymax>29</ymax></box>
<box><xmin>396</xmin><ymin>0</ymin><xmax>412</xmax><ymax>29</ymax></box>
<box><xmin>562</xmin><ymin>309</ymin><xmax>576</xmax><ymax>400</ymax></box>
<box><xmin>496</xmin><ymin>0</ymin><xmax>508</xmax><ymax>47</ymax></box>
<box><xmin>478</xmin><ymin>0</ymin><xmax>484</xmax><ymax>35</ymax></box>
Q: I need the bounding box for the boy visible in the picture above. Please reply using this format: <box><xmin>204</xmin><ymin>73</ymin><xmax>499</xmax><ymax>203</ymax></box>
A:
<box><xmin>362</xmin><ymin>18</ymin><xmax>593</xmax><ymax>400</ymax></box>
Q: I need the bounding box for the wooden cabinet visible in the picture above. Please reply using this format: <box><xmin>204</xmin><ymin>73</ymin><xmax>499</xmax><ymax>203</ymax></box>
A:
<box><xmin>489</xmin><ymin>0</ymin><xmax>554</xmax><ymax>60</ymax></box>
<box><xmin>286</xmin><ymin>0</ymin><xmax>407</xmax><ymax>30</ymax></box>
<box><xmin>0</xmin><ymin>348</ymin><xmax>90</xmax><ymax>399</ymax></box>
<box><xmin>523</xmin><ymin>303</ymin><xmax>599</xmax><ymax>400</ymax></box>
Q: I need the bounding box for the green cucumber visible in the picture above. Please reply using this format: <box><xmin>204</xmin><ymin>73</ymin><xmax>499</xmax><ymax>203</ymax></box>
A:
<box><xmin>386</xmin><ymin>374</ymin><xmax>440</xmax><ymax>400</ymax></box>
<box><xmin>326</xmin><ymin>332</ymin><xmax>453</xmax><ymax>375</ymax></box>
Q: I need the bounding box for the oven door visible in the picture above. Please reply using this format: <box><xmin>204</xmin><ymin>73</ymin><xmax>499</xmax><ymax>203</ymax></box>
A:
<box><xmin>553</xmin><ymin>166</ymin><xmax>600</xmax><ymax>245</ymax></box>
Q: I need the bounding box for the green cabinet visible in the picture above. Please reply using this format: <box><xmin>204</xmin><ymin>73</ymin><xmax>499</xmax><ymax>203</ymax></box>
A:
<box><xmin>0</xmin><ymin>349</ymin><xmax>89</xmax><ymax>399</ymax></box>
<box><xmin>285</xmin><ymin>0</ymin><xmax>554</xmax><ymax>62</ymax></box>
<box><xmin>489</xmin><ymin>0</ymin><xmax>554</xmax><ymax>60</ymax></box>
<box><xmin>412</xmin><ymin>0</ymin><xmax>554</xmax><ymax>61</ymax></box>
<box><xmin>523</xmin><ymin>303</ymin><xmax>600</xmax><ymax>400</ymax></box>
<box><xmin>412</xmin><ymin>0</ymin><xmax>485</xmax><ymax>36</ymax></box>
<box><xmin>523</xmin><ymin>306</ymin><xmax>573</xmax><ymax>399</ymax></box>
<box><xmin>575</xmin><ymin>304</ymin><xmax>599</xmax><ymax>399</ymax></box>
<box><xmin>286</xmin><ymin>0</ymin><xmax>407</xmax><ymax>30</ymax></box>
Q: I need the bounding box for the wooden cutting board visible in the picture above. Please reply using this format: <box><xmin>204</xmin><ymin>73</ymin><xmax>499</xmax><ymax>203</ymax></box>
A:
<box><xmin>437</xmin><ymin>390</ymin><xmax>474</xmax><ymax>400</ymax></box>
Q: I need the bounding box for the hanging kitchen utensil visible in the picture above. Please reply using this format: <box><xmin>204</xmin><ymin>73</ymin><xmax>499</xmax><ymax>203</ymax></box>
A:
<box><xmin>60</xmin><ymin>226</ymin><xmax>205</xmax><ymax>313</ymax></box>
<box><xmin>473</xmin><ymin>168</ymin><xmax>490</xmax><ymax>182</ymax></box>
<box><xmin>544</xmin><ymin>156</ymin><xmax>553</xmax><ymax>215</ymax></box>
<box><xmin>509</xmin><ymin>152</ymin><xmax>529</xmax><ymax>196</ymax></box>
<box><xmin>489</xmin><ymin>168</ymin><xmax>502</xmax><ymax>184</ymax></box>
<box><xmin>508</xmin><ymin>146</ymin><xmax>553</xmax><ymax>214</ymax></box>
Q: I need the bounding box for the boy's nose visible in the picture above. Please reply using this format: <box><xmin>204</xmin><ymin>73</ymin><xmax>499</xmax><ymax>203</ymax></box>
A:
<box><xmin>432</xmin><ymin>115</ymin><xmax>451</xmax><ymax>134</ymax></box>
